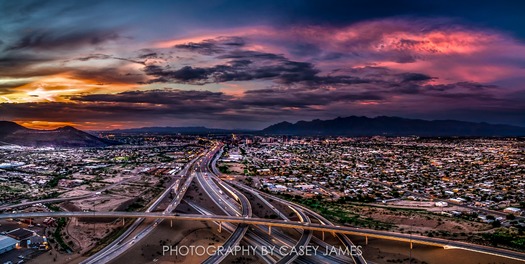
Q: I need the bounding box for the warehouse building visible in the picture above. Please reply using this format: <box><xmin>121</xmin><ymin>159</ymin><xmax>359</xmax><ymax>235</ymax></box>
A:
<box><xmin>0</xmin><ymin>235</ymin><xmax>19</xmax><ymax>254</ymax></box>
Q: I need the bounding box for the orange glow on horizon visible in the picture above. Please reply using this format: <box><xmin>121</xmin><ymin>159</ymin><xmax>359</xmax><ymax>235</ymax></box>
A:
<box><xmin>358</xmin><ymin>101</ymin><xmax>380</xmax><ymax>105</ymax></box>
<box><xmin>14</xmin><ymin>120</ymin><xmax>148</xmax><ymax>131</ymax></box>
<box><xmin>3</xmin><ymin>73</ymin><xmax>140</xmax><ymax>103</ymax></box>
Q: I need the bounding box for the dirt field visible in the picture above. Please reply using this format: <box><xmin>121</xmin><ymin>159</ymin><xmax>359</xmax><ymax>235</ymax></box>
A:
<box><xmin>353</xmin><ymin>204</ymin><xmax>489</xmax><ymax>234</ymax></box>
<box><xmin>219</xmin><ymin>162</ymin><xmax>245</xmax><ymax>174</ymax></box>
<box><xmin>72</xmin><ymin>195</ymin><xmax>133</xmax><ymax>212</ymax></box>
<box><xmin>60</xmin><ymin>189</ymin><xmax>92</xmax><ymax>197</ymax></box>
<box><xmin>350</xmin><ymin>236</ymin><xmax>525</xmax><ymax>264</ymax></box>
<box><xmin>67</xmin><ymin>219</ymin><xmax>123</xmax><ymax>254</ymax></box>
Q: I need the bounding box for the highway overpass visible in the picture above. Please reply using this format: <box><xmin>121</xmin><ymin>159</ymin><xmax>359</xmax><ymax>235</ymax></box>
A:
<box><xmin>1</xmin><ymin>211</ymin><xmax>525</xmax><ymax>262</ymax></box>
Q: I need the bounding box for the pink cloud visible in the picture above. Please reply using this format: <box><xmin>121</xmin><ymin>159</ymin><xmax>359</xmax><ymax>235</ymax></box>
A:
<box><xmin>155</xmin><ymin>19</ymin><xmax>525</xmax><ymax>86</ymax></box>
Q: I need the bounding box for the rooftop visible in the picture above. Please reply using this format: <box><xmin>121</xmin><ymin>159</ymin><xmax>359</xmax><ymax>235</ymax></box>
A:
<box><xmin>0</xmin><ymin>235</ymin><xmax>19</xmax><ymax>250</ymax></box>
<box><xmin>6</xmin><ymin>228</ymin><xmax>35</xmax><ymax>240</ymax></box>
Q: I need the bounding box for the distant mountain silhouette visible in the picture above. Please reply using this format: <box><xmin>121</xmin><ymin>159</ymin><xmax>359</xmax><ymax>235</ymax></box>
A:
<box><xmin>261</xmin><ymin>116</ymin><xmax>525</xmax><ymax>136</ymax></box>
<box><xmin>0</xmin><ymin>121</ymin><xmax>118</xmax><ymax>147</ymax></box>
<box><xmin>106</xmin><ymin>126</ymin><xmax>250</xmax><ymax>134</ymax></box>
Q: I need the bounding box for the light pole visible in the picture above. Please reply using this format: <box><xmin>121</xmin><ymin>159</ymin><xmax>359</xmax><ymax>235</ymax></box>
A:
<box><xmin>409</xmin><ymin>231</ymin><xmax>412</xmax><ymax>264</ymax></box>
<box><xmin>93</xmin><ymin>203</ymin><xmax>96</xmax><ymax>239</ymax></box>
<box><xmin>409</xmin><ymin>216</ymin><xmax>414</xmax><ymax>264</ymax></box>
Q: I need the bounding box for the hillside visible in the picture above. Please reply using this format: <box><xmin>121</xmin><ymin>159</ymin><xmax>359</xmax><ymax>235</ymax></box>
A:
<box><xmin>0</xmin><ymin>121</ymin><xmax>118</xmax><ymax>147</ymax></box>
<box><xmin>261</xmin><ymin>116</ymin><xmax>525</xmax><ymax>136</ymax></box>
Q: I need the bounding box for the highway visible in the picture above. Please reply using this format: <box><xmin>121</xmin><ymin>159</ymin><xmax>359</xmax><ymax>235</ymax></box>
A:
<box><xmin>185</xmin><ymin>200</ymin><xmax>276</xmax><ymax>264</ymax></box>
<box><xmin>243</xmin><ymin>191</ymin><xmax>348</xmax><ymax>264</ymax></box>
<box><xmin>233</xmin><ymin>180</ymin><xmax>320</xmax><ymax>264</ymax></box>
<box><xmin>230</xmin><ymin>181</ymin><xmax>365</xmax><ymax>264</ymax></box>
<box><xmin>209</xmin><ymin>145</ymin><xmax>323</xmax><ymax>264</ymax></box>
<box><xmin>3</xmin><ymin>211</ymin><xmax>525</xmax><ymax>262</ymax></box>
<box><xmin>195</xmin><ymin>143</ymin><xmax>252</xmax><ymax>264</ymax></box>
<box><xmin>202</xmin><ymin>144</ymin><xmax>329</xmax><ymax>263</ymax></box>
<box><xmin>80</xmin><ymin>154</ymin><xmax>201</xmax><ymax>264</ymax></box>
<box><xmin>277</xmin><ymin>206</ymin><xmax>313</xmax><ymax>264</ymax></box>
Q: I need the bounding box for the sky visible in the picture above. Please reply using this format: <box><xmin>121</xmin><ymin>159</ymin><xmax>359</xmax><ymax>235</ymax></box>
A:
<box><xmin>1</xmin><ymin>0</ymin><xmax>525</xmax><ymax>130</ymax></box>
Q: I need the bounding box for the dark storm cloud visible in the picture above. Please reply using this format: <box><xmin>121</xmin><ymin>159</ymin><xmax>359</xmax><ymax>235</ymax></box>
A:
<box><xmin>143</xmin><ymin>60</ymin><xmax>367</xmax><ymax>85</ymax></box>
<box><xmin>174</xmin><ymin>36</ymin><xmax>245</xmax><ymax>55</ymax></box>
<box><xmin>423</xmin><ymin>82</ymin><xmax>497</xmax><ymax>93</ymax></box>
<box><xmin>70</xmin><ymin>77</ymin><xmax>393</xmax><ymax>111</ymax></box>
<box><xmin>0</xmin><ymin>101</ymin><xmax>271</xmax><ymax>127</ymax></box>
<box><xmin>67</xmin><ymin>67</ymin><xmax>148</xmax><ymax>85</ymax></box>
<box><xmin>0</xmin><ymin>54</ymin><xmax>63</xmax><ymax>78</ymax></box>
<box><xmin>71</xmin><ymin>89</ymin><xmax>233</xmax><ymax>105</ymax></box>
<box><xmin>75</xmin><ymin>54</ymin><xmax>112</xmax><ymax>61</ymax></box>
<box><xmin>6</xmin><ymin>29</ymin><xmax>121</xmax><ymax>51</ymax></box>
<box><xmin>241</xmin><ymin>87</ymin><xmax>383</xmax><ymax>108</ymax></box>
<box><xmin>0</xmin><ymin>53</ymin><xmax>49</xmax><ymax>68</ymax></box>
<box><xmin>137</xmin><ymin>52</ymin><xmax>158</xmax><ymax>59</ymax></box>
<box><xmin>398</xmin><ymin>82</ymin><xmax>499</xmax><ymax>102</ymax></box>
<box><xmin>0</xmin><ymin>0</ymin><xmax>100</xmax><ymax>23</ymax></box>
<box><xmin>399</xmin><ymin>73</ymin><xmax>434</xmax><ymax>82</ymax></box>
<box><xmin>73</xmin><ymin>53</ymin><xmax>145</xmax><ymax>65</ymax></box>
<box><xmin>0</xmin><ymin>81</ymin><xmax>32</xmax><ymax>95</ymax></box>
<box><xmin>69</xmin><ymin>86</ymin><xmax>384</xmax><ymax>112</ymax></box>
<box><xmin>217</xmin><ymin>50</ymin><xmax>284</xmax><ymax>61</ymax></box>
<box><xmin>145</xmin><ymin>46</ymin><xmax>369</xmax><ymax>86</ymax></box>
<box><xmin>0</xmin><ymin>93</ymin><xmax>238</xmax><ymax>122</ymax></box>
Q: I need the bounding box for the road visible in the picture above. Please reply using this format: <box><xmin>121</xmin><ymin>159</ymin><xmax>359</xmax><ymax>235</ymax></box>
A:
<box><xmin>80</xmin><ymin>154</ymin><xmax>201</xmax><ymax>264</ymax></box>
<box><xmin>239</xmin><ymin>188</ymin><xmax>348</xmax><ymax>264</ymax></box>
<box><xmin>195</xmin><ymin>143</ymin><xmax>252</xmax><ymax>264</ymax></box>
<box><xmin>3</xmin><ymin>211</ymin><xmax>525</xmax><ymax>262</ymax></box>
<box><xmin>277</xmin><ymin>206</ymin><xmax>313</xmax><ymax>264</ymax></box>
<box><xmin>232</xmin><ymin>180</ymin><xmax>318</xmax><ymax>264</ymax></box>
<box><xmin>209</xmin><ymin>145</ymin><xmax>324</xmax><ymax>264</ymax></box>
<box><xmin>185</xmin><ymin>200</ymin><xmax>276</xmax><ymax>264</ymax></box>
<box><xmin>230</xmin><ymin>181</ymin><xmax>366</xmax><ymax>264</ymax></box>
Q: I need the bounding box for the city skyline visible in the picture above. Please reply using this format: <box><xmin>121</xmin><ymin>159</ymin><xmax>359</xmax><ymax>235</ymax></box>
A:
<box><xmin>1</xmin><ymin>0</ymin><xmax>525</xmax><ymax>130</ymax></box>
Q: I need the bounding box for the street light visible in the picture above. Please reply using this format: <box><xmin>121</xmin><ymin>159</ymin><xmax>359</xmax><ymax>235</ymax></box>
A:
<box><xmin>409</xmin><ymin>216</ymin><xmax>414</xmax><ymax>264</ymax></box>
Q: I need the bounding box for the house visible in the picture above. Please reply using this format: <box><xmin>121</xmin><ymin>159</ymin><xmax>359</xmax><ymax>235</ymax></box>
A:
<box><xmin>503</xmin><ymin>207</ymin><xmax>522</xmax><ymax>215</ymax></box>
<box><xmin>294</xmin><ymin>184</ymin><xmax>315</xmax><ymax>190</ymax></box>
<box><xmin>435</xmin><ymin>201</ymin><xmax>448</xmax><ymax>207</ymax></box>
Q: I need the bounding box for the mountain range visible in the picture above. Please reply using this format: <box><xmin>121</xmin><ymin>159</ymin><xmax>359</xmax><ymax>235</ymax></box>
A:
<box><xmin>261</xmin><ymin>116</ymin><xmax>525</xmax><ymax>136</ymax></box>
<box><xmin>106</xmin><ymin>116</ymin><xmax>525</xmax><ymax>136</ymax></box>
<box><xmin>2</xmin><ymin>116</ymin><xmax>524</xmax><ymax>148</ymax></box>
<box><xmin>0</xmin><ymin>121</ymin><xmax>117</xmax><ymax>147</ymax></box>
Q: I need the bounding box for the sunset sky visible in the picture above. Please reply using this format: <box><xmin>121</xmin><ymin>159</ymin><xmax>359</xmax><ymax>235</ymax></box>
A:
<box><xmin>1</xmin><ymin>0</ymin><xmax>525</xmax><ymax>130</ymax></box>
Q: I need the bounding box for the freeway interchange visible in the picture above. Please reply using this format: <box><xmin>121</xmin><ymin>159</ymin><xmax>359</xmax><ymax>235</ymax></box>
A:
<box><xmin>2</xmin><ymin>210</ymin><xmax>525</xmax><ymax>262</ymax></box>
<box><xmin>2</xmin><ymin>142</ymin><xmax>525</xmax><ymax>263</ymax></box>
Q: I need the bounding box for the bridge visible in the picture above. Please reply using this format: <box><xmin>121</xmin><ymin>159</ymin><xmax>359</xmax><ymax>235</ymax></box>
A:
<box><xmin>2</xmin><ymin>211</ymin><xmax>525</xmax><ymax>262</ymax></box>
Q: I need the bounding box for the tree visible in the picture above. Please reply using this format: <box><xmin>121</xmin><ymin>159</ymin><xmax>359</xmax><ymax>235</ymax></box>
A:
<box><xmin>506</xmin><ymin>213</ymin><xmax>516</xmax><ymax>220</ymax></box>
